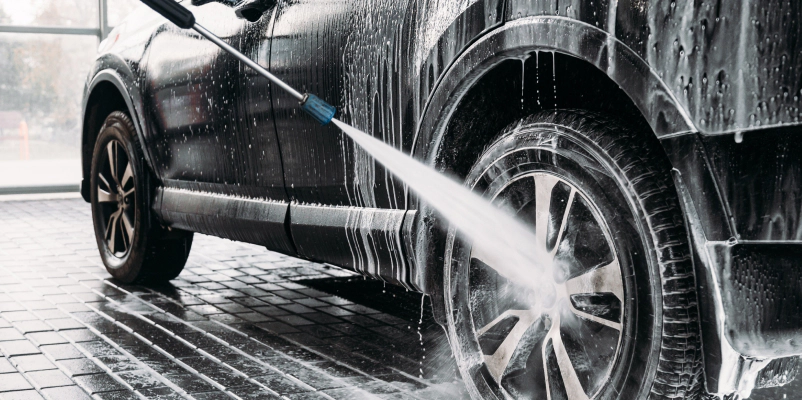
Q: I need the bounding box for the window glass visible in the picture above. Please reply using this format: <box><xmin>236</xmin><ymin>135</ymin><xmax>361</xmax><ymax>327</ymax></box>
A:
<box><xmin>0</xmin><ymin>0</ymin><xmax>99</xmax><ymax>28</ymax></box>
<box><xmin>108</xmin><ymin>0</ymin><xmax>142</xmax><ymax>28</ymax></box>
<box><xmin>0</xmin><ymin>33</ymin><xmax>97</xmax><ymax>189</ymax></box>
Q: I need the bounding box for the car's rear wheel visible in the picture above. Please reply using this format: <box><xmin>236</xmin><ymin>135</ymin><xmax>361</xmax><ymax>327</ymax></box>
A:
<box><xmin>90</xmin><ymin>111</ymin><xmax>193</xmax><ymax>284</ymax></box>
<box><xmin>444</xmin><ymin>110</ymin><xmax>702</xmax><ymax>399</ymax></box>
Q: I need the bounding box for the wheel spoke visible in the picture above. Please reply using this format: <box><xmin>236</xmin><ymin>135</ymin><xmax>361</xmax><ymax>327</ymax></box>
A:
<box><xmin>98</xmin><ymin>172</ymin><xmax>113</xmax><ymax>193</ymax></box>
<box><xmin>121</xmin><ymin>212</ymin><xmax>134</xmax><ymax>251</ymax></box>
<box><xmin>120</xmin><ymin>162</ymin><xmax>134</xmax><ymax>190</ymax></box>
<box><xmin>107</xmin><ymin>141</ymin><xmax>119</xmax><ymax>185</ymax></box>
<box><xmin>97</xmin><ymin>188</ymin><xmax>118</xmax><ymax>203</ymax></box>
<box><xmin>533</xmin><ymin>174</ymin><xmax>561</xmax><ymax>252</ymax></box>
<box><xmin>565</xmin><ymin>259</ymin><xmax>624</xmax><ymax>302</ymax></box>
<box><xmin>543</xmin><ymin>312</ymin><xmax>591</xmax><ymax>400</ymax></box>
<box><xmin>479</xmin><ymin>308</ymin><xmax>541</xmax><ymax>382</ymax></box>
<box><xmin>567</xmin><ymin>303</ymin><xmax>622</xmax><ymax>331</ymax></box>
<box><xmin>550</xmin><ymin>188</ymin><xmax>575</xmax><ymax>258</ymax></box>
<box><xmin>105</xmin><ymin>209</ymin><xmax>121</xmax><ymax>252</ymax></box>
<box><xmin>105</xmin><ymin>209</ymin><xmax>119</xmax><ymax>239</ymax></box>
<box><xmin>564</xmin><ymin>259</ymin><xmax>623</xmax><ymax>330</ymax></box>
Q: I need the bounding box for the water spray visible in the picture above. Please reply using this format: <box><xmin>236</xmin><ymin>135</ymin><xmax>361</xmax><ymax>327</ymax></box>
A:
<box><xmin>139</xmin><ymin>0</ymin><xmax>554</xmax><ymax>295</ymax></box>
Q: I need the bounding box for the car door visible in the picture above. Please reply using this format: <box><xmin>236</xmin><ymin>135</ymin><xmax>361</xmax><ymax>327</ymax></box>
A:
<box><xmin>143</xmin><ymin>1</ymin><xmax>284</xmax><ymax>199</ymax></box>
<box><xmin>142</xmin><ymin>1</ymin><xmax>293</xmax><ymax>252</ymax></box>
<box><xmin>268</xmin><ymin>0</ymin><xmax>413</xmax><ymax>284</ymax></box>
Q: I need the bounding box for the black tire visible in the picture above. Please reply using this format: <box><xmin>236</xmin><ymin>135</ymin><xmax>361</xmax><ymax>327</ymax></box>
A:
<box><xmin>443</xmin><ymin>110</ymin><xmax>702</xmax><ymax>399</ymax></box>
<box><xmin>90</xmin><ymin>111</ymin><xmax>193</xmax><ymax>284</ymax></box>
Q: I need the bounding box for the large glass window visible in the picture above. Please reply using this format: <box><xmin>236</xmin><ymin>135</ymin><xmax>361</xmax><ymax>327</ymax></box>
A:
<box><xmin>0</xmin><ymin>33</ymin><xmax>97</xmax><ymax>161</ymax></box>
<box><xmin>0</xmin><ymin>0</ymin><xmax>99</xmax><ymax>28</ymax></box>
<box><xmin>0</xmin><ymin>0</ymin><xmax>134</xmax><ymax>193</ymax></box>
<box><xmin>108</xmin><ymin>0</ymin><xmax>141</xmax><ymax>29</ymax></box>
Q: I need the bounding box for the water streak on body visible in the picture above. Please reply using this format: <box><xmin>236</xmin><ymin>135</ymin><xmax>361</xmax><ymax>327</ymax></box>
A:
<box><xmin>332</xmin><ymin>118</ymin><xmax>554</xmax><ymax>297</ymax></box>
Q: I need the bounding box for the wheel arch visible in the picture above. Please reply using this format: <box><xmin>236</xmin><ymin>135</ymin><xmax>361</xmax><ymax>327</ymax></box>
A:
<box><xmin>81</xmin><ymin>67</ymin><xmax>154</xmax><ymax>202</ymax></box>
<box><xmin>412</xmin><ymin>16</ymin><xmax>697</xmax><ymax>169</ymax></box>
<box><xmin>407</xmin><ymin>16</ymin><xmax>703</xmax><ymax>322</ymax></box>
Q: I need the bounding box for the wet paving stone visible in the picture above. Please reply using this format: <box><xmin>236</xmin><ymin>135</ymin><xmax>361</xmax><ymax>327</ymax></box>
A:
<box><xmin>0</xmin><ymin>390</ymin><xmax>46</xmax><ymax>400</ymax></box>
<box><xmin>138</xmin><ymin>386</ymin><xmax>185</xmax><ymax>399</ymax></box>
<box><xmin>78</xmin><ymin>341</ymin><xmax>123</xmax><ymax>358</ymax></box>
<box><xmin>26</xmin><ymin>369</ymin><xmax>74</xmax><ymax>389</ymax></box>
<box><xmin>0</xmin><ymin>328</ymin><xmax>25</xmax><ymax>341</ymax></box>
<box><xmin>115</xmin><ymin>369</ymin><xmax>165</xmax><ymax>390</ymax></box>
<box><xmin>0</xmin><ymin>357</ymin><xmax>15</xmax><ymax>373</ymax></box>
<box><xmin>0</xmin><ymin>340</ymin><xmax>41</xmax><ymax>357</ymax></box>
<box><xmin>40</xmin><ymin>385</ymin><xmax>92</xmax><ymax>400</ymax></box>
<box><xmin>26</xmin><ymin>331</ymin><xmax>69</xmax><ymax>346</ymax></box>
<box><xmin>94</xmin><ymin>390</ymin><xmax>140</xmax><ymax>400</ymax></box>
<box><xmin>39</xmin><ymin>343</ymin><xmax>84</xmax><ymax>360</ymax></box>
<box><xmin>94</xmin><ymin>355</ymin><xmax>141</xmax><ymax>373</ymax></box>
<box><xmin>251</xmin><ymin>374</ymin><xmax>313</xmax><ymax>395</ymax></box>
<box><xmin>72</xmin><ymin>373</ymin><xmax>129</xmax><ymax>394</ymax></box>
<box><xmin>0</xmin><ymin>373</ymin><xmax>34</xmax><ymax>392</ymax></box>
<box><xmin>10</xmin><ymin>355</ymin><xmax>56</xmax><ymax>372</ymax></box>
<box><xmin>163</xmin><ymin>372</ymin><xmax>219</xmax><ymax>394</ymax></box>
<box><xmin>0</xmin><ymin>198</ymin><xmax>467</xmax><ymax>399</ymax></box>
<box><xmin>58</xmin><ymin>358</ymin><xmax>104</xmax><ymax>377</ymax></box>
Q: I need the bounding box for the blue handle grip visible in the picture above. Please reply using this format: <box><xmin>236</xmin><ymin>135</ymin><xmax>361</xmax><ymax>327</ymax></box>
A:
<box><xmin>301</xmin><ymin>94</ymin><xmax>336</xmax><ymax>125</ymax></box>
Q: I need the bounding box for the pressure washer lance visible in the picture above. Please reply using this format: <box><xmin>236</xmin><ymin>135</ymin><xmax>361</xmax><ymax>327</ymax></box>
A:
<box><xmin>139</xmin><ymin>0</ymin><xmax>337</xmax><ymax>125</ymax></box>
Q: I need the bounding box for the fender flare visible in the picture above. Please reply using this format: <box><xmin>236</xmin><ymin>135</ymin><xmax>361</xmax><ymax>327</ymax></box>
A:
<box><xmin>413</xmin><ymin>15</ymin><xmax>696</xmax><ymax>165</ymax></box>
<box><xmin>81</xmin><ymin>63</ymin><xmax>156</xmax><ymax>201</ymax></box>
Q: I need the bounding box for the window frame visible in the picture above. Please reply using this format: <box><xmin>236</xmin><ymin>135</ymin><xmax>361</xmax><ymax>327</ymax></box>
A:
<box><xmin>0</xmin><ymin>0</ymin><xmax>112</xmax><ymax>40</ymax></box>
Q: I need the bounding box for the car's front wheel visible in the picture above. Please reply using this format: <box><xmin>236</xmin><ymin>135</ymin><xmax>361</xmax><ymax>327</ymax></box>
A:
<box><xmin>444</xmin><ymin>110</ymin><xmax>702</xmax><ymax>399</ymax></box>
<box><xmin>90</xmin><ymin>111</ymin><xmax>193</xmax><ymax>284</ymax></box>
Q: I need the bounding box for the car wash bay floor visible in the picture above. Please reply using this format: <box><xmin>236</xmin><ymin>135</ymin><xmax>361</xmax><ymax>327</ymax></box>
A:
<box><xmin>0</xmin><ymin>197</ymin><xmax>798</xmax><ymax>400</ymax></box>
<box><xmin>0</xmin><ymin>197</ymin><xmax>464</xmax><ymax>400</ymax></box>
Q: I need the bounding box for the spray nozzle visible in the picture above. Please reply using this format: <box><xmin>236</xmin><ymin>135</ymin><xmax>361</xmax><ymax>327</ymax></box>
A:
<box><xmin>301</xmin><ymin>93</ymin><xmax>336</xmax><ymax>125</ymax></box>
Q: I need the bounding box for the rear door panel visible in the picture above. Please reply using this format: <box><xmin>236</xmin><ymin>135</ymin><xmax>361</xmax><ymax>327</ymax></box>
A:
<box><xmin>143</xmin><ymin>2</ymin><xmax>294</xmax><ymax>253</ymax></box>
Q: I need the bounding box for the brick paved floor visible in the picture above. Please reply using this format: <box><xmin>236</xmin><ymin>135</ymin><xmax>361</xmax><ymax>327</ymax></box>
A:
<box><xmin>0</xmin><ymin>198</ymin><xmax>466</xmax><ymax>400</ymax></box>
<box><xmin>0</xmin><ymin>197</ymin><xmax>799</xmax><ymax>400</ymax></box>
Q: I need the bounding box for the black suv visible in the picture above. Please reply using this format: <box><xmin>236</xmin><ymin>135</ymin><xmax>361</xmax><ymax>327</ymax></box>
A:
<box><xmin>80</xmin><ymin>0</ymin><xmax>802</xmax><ymax>398</ymax></box>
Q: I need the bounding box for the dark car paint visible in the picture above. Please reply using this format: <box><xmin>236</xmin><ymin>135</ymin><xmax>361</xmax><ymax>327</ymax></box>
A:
<box><xmin>269</xmin><ymin>0</ymin><xmax>415</xmax><ymax>287</ymax></box>
<box><xmin>81</xmin><ymin>0</ymin><xmax>802</xmax><ymax>395</ymax></box>
<box><xmin>139</xmin><ymin>3</ymin><xmax>296</xmax><ymax>253</ymax></box>
<box><xmin>142</xmin><ymin>4</ymin><xmax>286</xmax><ymax>200</ymax></box>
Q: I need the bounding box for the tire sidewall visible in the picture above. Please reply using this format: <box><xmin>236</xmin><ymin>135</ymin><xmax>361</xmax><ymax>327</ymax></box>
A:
<box><xmin>444</xmin><ymin>119</ymin><xmax>664</xmax><ymax>399</ymax></box>
<box><xmin>90</xmin><ymin>112</ymin><xmax>149</xmax><ymax>283</ymax></box>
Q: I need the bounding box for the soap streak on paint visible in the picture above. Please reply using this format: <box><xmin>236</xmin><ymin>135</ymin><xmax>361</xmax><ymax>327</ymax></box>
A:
<box><xmin>412</xmin><ymin>0</ymin><xmax>480</xmax><ymax>75</ymax></box>
<box><xmin>332</xmin><ymin>118</ymin><xmax>553</xmax><ymax>295</ymax></box>
<box><xmin>338</xmin><ymin>0</ymin><xmax>409</xmax><ymax>280</ymax></box>
<box><xmin>343</xmin><ymin>205</ymin><xmax>409</xmax><ymax>285</ymax></box>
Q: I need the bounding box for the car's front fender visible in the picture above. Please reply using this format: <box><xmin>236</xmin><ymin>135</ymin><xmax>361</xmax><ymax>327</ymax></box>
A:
<box><xmin>81</xmin><ymin>56</ymin><xmax>156</xmax><ymax>201</ymax></box>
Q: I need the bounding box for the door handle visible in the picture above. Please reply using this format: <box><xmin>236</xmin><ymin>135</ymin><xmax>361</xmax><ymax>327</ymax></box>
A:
<box><xmin>235</xmin><ymin>0</ymin><xmax>276</xmax><ymax>22</ymax></box>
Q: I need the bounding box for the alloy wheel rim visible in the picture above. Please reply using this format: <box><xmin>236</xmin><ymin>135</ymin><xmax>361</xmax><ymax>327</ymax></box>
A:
<box><xmin>96</xmin><ymin>140</ymin><xmax>136</xmax><ymax>259</ymax></box>
<box><xmin>468</xmin><ymin>172</ymin><xmax>626</xmax><ymax>399</ymax></box>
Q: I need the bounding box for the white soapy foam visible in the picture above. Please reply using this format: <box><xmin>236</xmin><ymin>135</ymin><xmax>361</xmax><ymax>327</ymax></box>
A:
<box><xmin>412</xmin><ymin>0</ymin><xmax>479</xmax><ymax>75</ymax></box>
